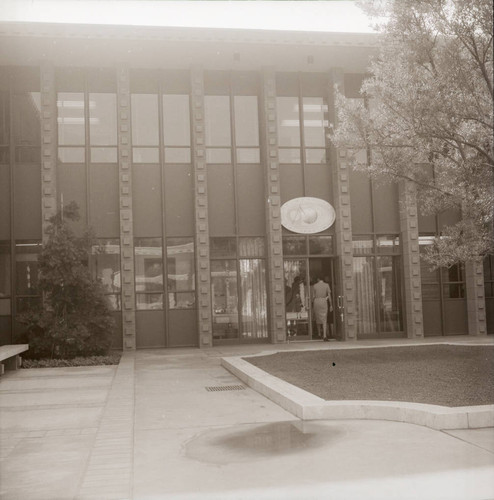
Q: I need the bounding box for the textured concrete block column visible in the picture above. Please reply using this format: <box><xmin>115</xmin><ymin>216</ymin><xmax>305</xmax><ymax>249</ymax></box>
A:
<box><xmin>328</xmin><ymin>68</ymin><xmax>356</xmax><ymax>340</ymax></box>
<box><xmin>398</xmin><ymin>180</ymin><xmax>424</xmax><ymax>338</ymax></box>
<box><xmin>465</xmin><ymin>259</ymin><xmax>487</xmax><ymax>335</ymax></box>
<box><xmin>117</xmin><ymin>66</ymin><xmax>136</xmax><ymax>350</ymax></box>
<box><xmin>261</xmin><ymin>68</ymin><xmax>286</xmax><ymax>343</ymax></box>
<box><xmin>40</xmin><ymin>64</ymin><xmax>58</xmax><ymax>241</ymax></box>
<box><xmin>190</xmin><ymin>67</ymin><xmax>212</xmax><ymax>347</ymax></box>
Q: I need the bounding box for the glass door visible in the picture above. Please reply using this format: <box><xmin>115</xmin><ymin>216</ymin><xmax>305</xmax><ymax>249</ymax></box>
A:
<box><xmin>284</xmin><ymin>259</ymin><xmax>310</xmax><ymax>339</ymax></box>
<box><xmin>309</xmin><ymin>258</ymin><xmax>336</xmax><ymax>340</ymax></box>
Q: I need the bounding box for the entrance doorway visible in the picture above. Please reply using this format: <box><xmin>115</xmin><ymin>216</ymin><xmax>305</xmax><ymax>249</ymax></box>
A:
<box><xmin>284</xmin><ymin>257</ymin><xmax>337</xmax><ymax>340</ymax></box>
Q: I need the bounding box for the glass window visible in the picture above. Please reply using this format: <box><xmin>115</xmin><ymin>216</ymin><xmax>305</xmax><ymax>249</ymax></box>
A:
<box><xmin>240</xmin><ymin>259</ymin><xmax>268</xmax><ymax>339</ymax></box>
<box><xmin>0</xmin><ymin>92</ymin><xmax>9</xmax><ymax>147</ymax></box>
<box><xmin>91</xmin><ymin>147</ymin><xmax>117</xmax><ymax>163</ymax></box>
<box><xmin>441</xmin><ymin>263</ymin><xmax>465</xmax><ymax>299</ymax></box>
<box><xmin>206</xmin><ymin>148</ymin><xmax>231</xmax><ymax>164</ymax></box>
<box><xmin>57</xmin><ymin>92</ymin><xmax>85</xmax><ymax>145</ymax></box>
<box><xmin>210</xmin><ymin>238</ymin><xmax>237</xmax><ymax>259</ymax></box>
<box><xmin>13</xmin><ymin>93</ymin><xmax>41</xmax><ymax>146</ymax></box>
<box><xmin>236</xmin><ymin>148</ymin><xmax>260</xmax><ymax>164</ymax></box>
<box><xmin>234</xmin><ymin>96</ymin><xmax>259</xmax><ymax>147</ymax></box>
<box><xmin>205</xmin><ymin>96</ymin><xmax>231</xmax><ymax>147</ymax></box>
<box><xmin>132</xmin><ymin>94</ymin><xmax>159</xmax><ymax>146</ymax></box>
<box><xmin>164</xmin><ymin>148</ymin><xmax>190</xmax><ymax>164</ymax></box>
<box><xmin>58</xmin><ymin>147</ymin><xmax>85</xmax><ymax>163</ymax></box>
<box><xmin>277</xmin><ymin>97</ymin><xmax>300</xmax><ymax>148</ymax></box>
<box><xmin>303</xmin><ymin>97</ymin><xmax>327</xmax><ymax>148</ymax></box>
<box><xmin>167</xmin><ymin>237</ymin><xmax>195</xmax><ymax>309</ymax></box>
<box><xmin>15</xmin><ymin>242</ymin><xmax>41</xmax><ymax>296</ymax></box>
<box><xmin>377</xmin><ymin>256</ymin><xmax>403</xmax><ymax>331</ymax></box>
<box><xmin>238</xmin><ymin>237</ymin><xmax>265</xmax><ymax>258</ymax></box>
<box><xmin>484</xmin><ymin>256</ymin><xmax>494</xmax><ymax>298</ymax></box>
<box><xmin>133</xmin><ymin>147</ymin><xmax>160</xmax><ymax>164</ymax></box>
<box><xmin>353</xmin><ymin>256</ymin><xmax>377</xmax><ymax>334</ymax></box>
<box><xmin>0</xmin><ymin>298</ymin><xmax>10</xmax><ymax>315</ymax></box>
<box><xmin>91</xmin><ymin>239</ymin><xmax>121</xmax><ymax>311</ymax></box>
<box><xmin>352</xmin><ymin>236</ymin><xmax>374</xmax><ymax>255</ymax></box>
<box><xmin>305</xmin><ymin>149</ymin><xmax>326</xmax><ymax>164</ymax></box>
<box><xmin>377</xmin><ymin>235</ymin><xmax>400</xmax><ymax>254</ymax></box>
<box><xmin>0</xmin><ymin>244</ymin><xmax>10</xmax><ymax>297</ymax></box>
<box><xmin>211</xmin><ymin>259</ymin><xmax>238</xmax><ymax>339</ymax></box>
<box><xmin>279</xmin><ymin>148</ymin><xmax>301</xmax><ymax>164</ymax></box>
<box><xmin>309</xmin><ymin>236</ymin><xmax>333</xmax><ymax>255</ymax></box>
<box><xmin>282</xmin><ymin>236</ymin><xmax>306</xmax><ymax>256</ymax></box>
<box><xmin>135</xmin><ymin>238</ymin><xmax>163</xmax><ymax>310</ymax></box>
<box><xmin>89</xmin><ymin>93</ymin><xmax>117</xmax><ymax>146</ymax></box>
<box><xmin>163</xmin><ymin>95</ymin><xmax>191</xmax><ymax>146</ymax></box>
<box><xmin>16</xmin><ymin>146</ymin><xmax>40</xmax><ymax>163</ymax></box>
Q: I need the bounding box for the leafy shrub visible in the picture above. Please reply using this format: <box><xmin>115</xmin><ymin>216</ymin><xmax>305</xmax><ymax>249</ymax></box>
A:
<box><xmin>17</xmin><ymin>202</ymin><xmax>115</xmax><ymax>359</ymax></box>
<box><xmin>22</xmin><ymin>353</ymin><xmax>122</xmax><ymax>368</ymax></box>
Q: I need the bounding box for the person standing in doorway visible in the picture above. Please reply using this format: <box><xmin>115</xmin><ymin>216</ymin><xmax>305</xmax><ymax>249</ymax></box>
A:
<box><xmin>312</xmin><ymin>276</ymin><xmax>332</xmax><ymax>341</ymax></box>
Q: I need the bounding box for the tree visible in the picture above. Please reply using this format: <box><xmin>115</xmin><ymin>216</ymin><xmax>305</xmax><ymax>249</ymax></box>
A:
<box><xmin>18</xmin><ymin>202</ymin><xmax>114</xmax><ymax>359</ymax></box>
<box><xmin>330</xmin><ymin>0</ymin><xmax>493</xmax><ymax>268</ymax></box>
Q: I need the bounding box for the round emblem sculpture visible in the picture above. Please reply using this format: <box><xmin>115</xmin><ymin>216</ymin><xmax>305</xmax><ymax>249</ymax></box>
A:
<box><xmin>280</xmin><ymin>197</ymin><xmax>336</xmax><ymax>234</ymax></box>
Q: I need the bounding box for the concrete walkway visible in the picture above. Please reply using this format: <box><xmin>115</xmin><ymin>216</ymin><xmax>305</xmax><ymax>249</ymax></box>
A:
<box><xmin>0</xmin><ymin>336</ymin><xmax>493</xmax><ymax>499</ymax></box>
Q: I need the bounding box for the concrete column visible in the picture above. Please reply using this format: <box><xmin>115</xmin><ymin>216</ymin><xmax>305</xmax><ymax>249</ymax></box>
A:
<box><xmin>40</xmin><ymin>64</ymin><xmax>58</xmax><ymax>241</ymax></box>
<box><xmin>117</xmin><ymin>66</ymin><xmax>136</xmax><ymax>350</ymax></box>
<box><xmin>190</xmin><ymin>67</ymin><xmax>213</xmax><ymax>347</ymax></box>
<box><xmin>328</xmin><ymin>68</ymin><xmax>356</xmax><ymax>340</ymax></box>
<box><xmin>398</xmin><ymin>180</ymin><xmax>424</xmax><ymax>338</ymax></box>
<box><xmin>260</xmin><ymin>68</ymin><xmax>286</xmax><ymax>343</ymax></box>
<box><xmin>465</xmin><ymin>259</ymin><xmax>487</xmax><ymax>335</ymax></box>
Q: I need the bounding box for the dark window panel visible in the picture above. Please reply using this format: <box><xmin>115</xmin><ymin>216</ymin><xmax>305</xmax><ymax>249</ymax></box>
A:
<box><xmin>55</xmin><ymin>68</ymin><xmax>85</xmax><ymax>92</ymax></box>
<box><xmin>86</xmin><ymin>68</ymin><xmax>116</xmax><ymax>92</ymax></box>
<box><xmin>231</xmin><ymin>71</ymin><xmax>259</xmax><ymax>95</ymax></box>
<box><xmin>57</xmin><ymin>92</ymin><xmax>85</xmax><ymax>145</ymax></box>
<box><xmin>210</xmin><ymin>238</ymin><xmax>237</xmax><ymax>258</ymax></box>
<box><xmin>344</xmin><ymin>73</ymin><xmax>367</xmax><ymax>98</ymax></box>
<box><xmin>205</xmin><ymin>96</ymin><xmax>231</xmax><ymax>147</ymax></box>
<box><xmin>12</xmin><ymin>67</ymin><xmax>39</xmax><ymax>92</ymax></box>
<box><xmin>234</xmin><ymin>96</ymin><xmax>259</xmax><ymax>147</ymax></box>
<box><xmin>130</xmin><ymin>69</ymin><xmax>160</xmax><ymax>93</ymax></box>
<box><xmin>13</xmin><ymin>93</ymin><xmax>41</xmax><ymax>146</ymax></box>
<box><xmin>15</xmin><ymin>241</ymin><xmax>41</xmax><ymax>295</ymax></box>
<box><xmin>162</xmin><ymin>70</ymin><xmax>190</xmax><ymax>94</ymax></box>
<box><xmin>134</xmin><ymin>238</ymin><xmax>163</xmax><ymax>294</ymax></box>
<box><xmin>211</xmin><ymin>259</ymin><xmax>239</xmax><ymax>340</ymax></box>
<box><xmin>282</xmin><ymin>236</ymin><xmax>307</xmax><ymax>256</ymax></box>
<box><xmin>204</xmin><ymin>70</ymin><xmax>230</xmax><ymax>95</ymax></box>
<box><xmin>300</xmin><ymin>72</ymin><xmax>328</xmax><ymax>97</ymax></box>
<box><xmin>0</xmin><ymin>92</ymin><xmax>9</xmax><ymax>145</ymax></box>
<box><xmin>275</xmin><ymin>72</ymin><xmax>299</xmax><ymax>96</ymax></box>
<box><xmin>0</xmin><ymin>245</ymin><xmax>10</xmax><ymax>297</ymax></box>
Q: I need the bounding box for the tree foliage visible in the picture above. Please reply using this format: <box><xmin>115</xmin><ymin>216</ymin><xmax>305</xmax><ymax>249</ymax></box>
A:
<box><xmin>18</xmin><ymin>202</ymin><xmax>114</xmax><ymax>359</ymax></box>
<box><xmin>330</xmin><ymin>0</ymin><xmax>493</xmax><ymax>268</ymax></box>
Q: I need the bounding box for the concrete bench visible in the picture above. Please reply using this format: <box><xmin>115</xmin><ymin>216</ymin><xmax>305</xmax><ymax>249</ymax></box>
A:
<box><xmin>0</xmin><ymin>344</ymin><xmax>29</xmax><ymax>375</ymax></box>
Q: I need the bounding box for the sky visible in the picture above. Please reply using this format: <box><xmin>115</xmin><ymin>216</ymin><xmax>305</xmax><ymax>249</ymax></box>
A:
<box><xmin>0</xmin><ymin>1</ymin><xmax>376</xmax><ymax>33</ymax></box>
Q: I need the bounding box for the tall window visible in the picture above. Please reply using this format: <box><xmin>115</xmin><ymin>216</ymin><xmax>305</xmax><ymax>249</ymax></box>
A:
<box><xmin>210</xmin><ymin>237</ymin><xmax>267</xmax><ymax>341</ymax></box>
<box><xmin>0</xmin><ymin>243</ymin><xmax>10</xmax><ymax>317</ymax></box>
<box><xmin>484</xmin><ymin>255</ymin><xmax>494</xmax><ymax>299</ymax></box>
<box><xmin>91</xmin><ymin>239</ymin><xmax>121</xmax><ymax>310</ymax></box>
<box><xmin>277</xmin><ymin>96</ymin><xmax>328</xmax><ymax>165</ymax></box>
<box><xmin>353</xmin><ymin>235</ymin><xmax>403</xmax><ymax>335</ymax></box>
<box><xmin>15</xmin><ymin>241</ymin><xmax>41</xmax><ymax>313</ymax></box>
<box><xmin>14</xmin><ymin>92</ymin><xmax>41</xmax><ymax>163</ymax></box>
<box><xmin>134</xmin><ymin>238</ymin><xmax>163</xmax><ymax>310</ymax></box>
<box><xmin>166</xmin><ymin>238</ymin><xmax>195</xmax><ymax>309</ymax></box>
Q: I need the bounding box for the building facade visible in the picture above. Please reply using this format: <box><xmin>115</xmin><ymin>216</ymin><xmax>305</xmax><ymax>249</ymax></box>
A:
<box><xmin>0</xmin><ymin>22</ymin><xmax>492</xmax><ymax>350</ymax></box>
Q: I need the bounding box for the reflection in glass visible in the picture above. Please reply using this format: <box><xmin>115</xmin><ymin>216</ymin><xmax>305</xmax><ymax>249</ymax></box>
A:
<box><xmin>206</xmin><ymin>148</ymin><xmax>231</xmax><ymax>164</ymax></box>
<box><xmin>167</xmin><ymin>237</ymin><xmax>195</xmax><ymax>309</ymax></box>
<box><xmin>205</xmin><ymin>96</ymin><xmax>231</xmax><ymax>146</ymax></box>
<box><xmin>305</xmin><ymin>149</ymin><xmax>326</xmax><ymax>164</ymax></box>
<box><xmin>377</xmin><ymin>235</ymin><xmax>400</xmax><ymax>254</ymax></box>
<box><xmin>377</xmin><ymin>256</ymin><xmax>403</xmax><ymax>331</ymax></box>
<box><xmin>135</xmin><ymin>239</ymin><xmax>163</xmax><ymax>310</ymax></box>
<box><xmin>234</xmin><ymin>96</ymin><xmax>259</xmax><ymax>146</ymax></box>
<box><xmin>15</xmin><ymin>242</ymin><xmax>41</xmax><ymax>295</ymax></box>
<box><xmin>282</xmin><ymin>237</ymin><xmax>306</xmax><ymax>256</ymax></box>
<box><xmin>89</xmin><ymin>93</ymin><xmax>117</xmax><ymax>146</ymax></box>
<box><xmin>163</xmin><ymin>95</ymin><xmax>191</xmax><ymax>146</ymax></box>
<box><xmin>131</xmin><ymin>94</ymin><xmax>159</xmax><ymax>146</ymax></box>
<box><xmin>58</xmin><ymin>147</ymin><xmax>85</xmax><ymax>163</ymax></box>
<box><xmin>309</xmin><ymin>236</ymin><xmax>333</xmax><ymax>255</ymax></box>
<box><xmin>165</xmin><ymin>147</ymin><xmax>191</xmax><ymax>163</ymax></box>
<box><xmin>0</xmin><ymin>92</ymin><xmax>9</xmax><ymax>145</ymax></box>
<box><xmin>133</xmin><ymin>147</ymin><xmax>160</xmax><ymax>163</ymax></box>
<box><xmin>277</xmin><ymin>97</ymin><xmax>300</xmax><ymax>147</ymax></box>
<box><xmin>16</xmin><ymin>147</ymin><xmax>41</xmax><ymax>163</ymax></box>
<box><xmin>240</xmin><ymin>259</ymin><xmax>268</xmax><ymax>339</ymax></box>
<box><xmin>278</xmin><ymin>148</ymin><xmax>301</xmax><ymax>164</ymax></box>
<box><xmin>210</xmin><ymin>238</ymin><xmax>237</xmax><ymax>258</ymax></box>
<box><xmin>0</xmin><ymin>298</ymin><xmax>10</xmax><ymax>315</ymax></box>
<box><xmin>211</xmin><ymin>260</ymin><xmax>238</xmax><ymax>339</ymax></box>
<box><xmin>353</xmin><ymin>256</ymin><xmax>376</xmax><ymax>334</ymax></box>
<box><xmin>236</xmin><ymin>148</ymin><xmax>260</xmax><ymax>164</ymax></box>
<box><xmin>302</xmin><ymin>97</ymin><xmax>328</xmax><ymax>147</ymax></box>
<box><xmin>0</xmin><ymin>246</ymin><xmax>11</xmax><ymax>297</ymax></box>
<box><xmin>14</xmin><ymin>93</ymin><xmax>41</xmax><ymax>146</ymax></box>
<box><xmin>284</xmin><ymin>259</ymin><xmax>309</xmax><ymax>337</ymax></box>
<box><xmin>91</xmin><ymin>240</ymin><xmax>121</xmax><ymax>293</ymax></box>
<box><xmin>238</xmin><ymin>237</ymin><xmax>265</xmax><ymax>258</ymax></box>
<box><xmin>91</xmin><ymin>147</ymin><xmax>117</xmax><ymax>163</ymax></box>
<box><xmin>352</xmin><ymin>237</ymin><xmax>374</xmax><ymax>255</ymax></box>
<box><xmin>136</xmin><ymin>293</ymin><xmax>163</xmax><ymax>310</ymax></box>
<box><xmin>57</xmin><ymin>92</ymin><xmax>85</xmax><ymax>145</ymax></box>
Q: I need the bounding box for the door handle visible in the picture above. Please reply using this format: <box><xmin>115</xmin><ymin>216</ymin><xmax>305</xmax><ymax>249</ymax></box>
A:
<box><xmin>337</xmin><ymin>295</ymin><xmax>344</xmax><ymax>309</ymax></box>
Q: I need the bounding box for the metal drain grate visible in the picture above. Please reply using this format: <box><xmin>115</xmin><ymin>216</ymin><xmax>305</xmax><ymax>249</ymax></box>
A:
<box><xmin>205</xmin><ymin>385</ymin><xmax>246</xmax><ymax>392</ymax></box>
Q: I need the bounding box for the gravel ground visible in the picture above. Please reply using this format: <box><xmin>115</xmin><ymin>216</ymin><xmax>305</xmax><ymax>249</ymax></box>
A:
<box><xmin>245</xmin><ymin>345</ymin><xmax>494</xmax><ymax>407</ymax></box>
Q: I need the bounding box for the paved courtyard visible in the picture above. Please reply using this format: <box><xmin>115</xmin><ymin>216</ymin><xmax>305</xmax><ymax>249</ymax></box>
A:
<box><xmin>1</xmin><ymin>336</ymin><xmax>493</xmax><ymax>499</ymax></box>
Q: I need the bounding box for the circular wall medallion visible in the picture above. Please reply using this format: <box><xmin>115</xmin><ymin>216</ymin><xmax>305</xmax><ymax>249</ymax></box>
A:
<box><xmin>280</xmin><ymin>197</ymin><xmax>336</xmax><ymax>234</ymax></box>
